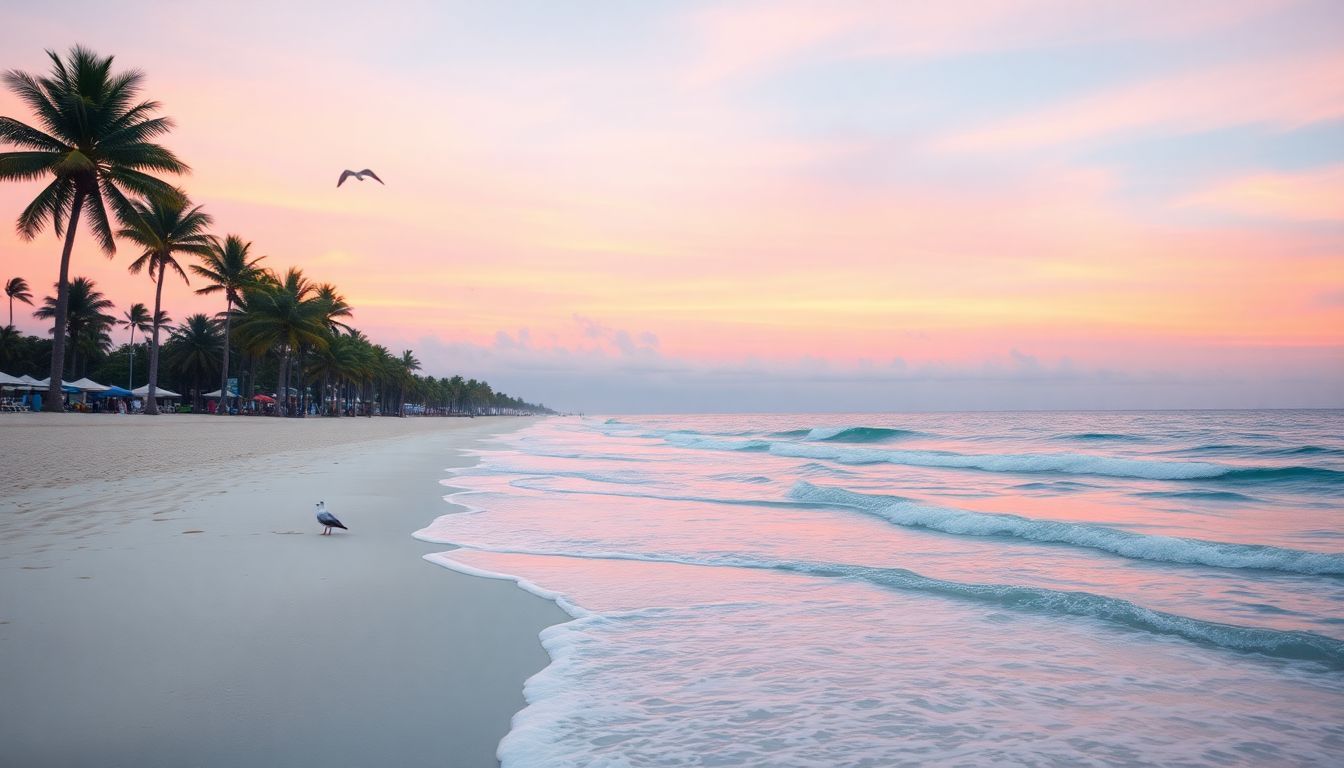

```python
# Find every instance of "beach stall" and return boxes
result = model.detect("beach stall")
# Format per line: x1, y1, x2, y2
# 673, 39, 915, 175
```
131, 384, 183, 411
5, 375, 45, 410
92, 385, 135, 413
0, 371, 31, 411
68, 377, 110, 393
34, 377, 112, 410
202, 387, 243, 414
35, 378, 86, 405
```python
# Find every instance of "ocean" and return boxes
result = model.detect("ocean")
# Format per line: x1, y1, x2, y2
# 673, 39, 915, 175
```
416, 411, 1344, 767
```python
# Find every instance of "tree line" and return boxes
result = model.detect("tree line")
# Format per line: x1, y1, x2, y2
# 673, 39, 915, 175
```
0, 47, 551, 417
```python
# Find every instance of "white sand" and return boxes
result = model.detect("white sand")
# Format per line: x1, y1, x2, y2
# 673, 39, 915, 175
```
0, 414, 568, 767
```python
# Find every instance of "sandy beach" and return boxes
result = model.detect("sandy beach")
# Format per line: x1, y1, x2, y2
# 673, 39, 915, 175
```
0, 414, 568, 768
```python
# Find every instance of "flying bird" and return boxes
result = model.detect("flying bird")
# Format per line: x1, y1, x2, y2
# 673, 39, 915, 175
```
337, 169, 384, 187
315, 501, 348, 535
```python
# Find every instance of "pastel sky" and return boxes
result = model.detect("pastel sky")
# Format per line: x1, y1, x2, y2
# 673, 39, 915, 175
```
2, 0, 1341, 412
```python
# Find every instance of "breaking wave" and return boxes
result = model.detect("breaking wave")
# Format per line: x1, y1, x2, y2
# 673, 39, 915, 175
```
789, 481, 1344, 576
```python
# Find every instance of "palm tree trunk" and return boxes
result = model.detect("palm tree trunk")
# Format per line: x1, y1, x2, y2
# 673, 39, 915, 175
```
144, 261, 167, 416
276, 349, 288, 417
297, 348, 308, 418
45, 187, 85, 412
127, 326, 135, 391
218, 296, 233, 415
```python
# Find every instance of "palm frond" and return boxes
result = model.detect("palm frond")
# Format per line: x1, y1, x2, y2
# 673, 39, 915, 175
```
0, 117, 66, 151
101, 114, 175, 148
14, 177, 71, 240
0, 150, 63, 182
82, 182, 117, 255
1, 70, 66, 139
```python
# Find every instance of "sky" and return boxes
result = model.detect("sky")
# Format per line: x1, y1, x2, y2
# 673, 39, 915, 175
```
1, 0, 1341, 413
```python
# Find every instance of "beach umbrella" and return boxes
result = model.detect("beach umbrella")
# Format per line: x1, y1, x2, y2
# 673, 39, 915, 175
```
95, 385, 134, 397
252, 394, 276, 403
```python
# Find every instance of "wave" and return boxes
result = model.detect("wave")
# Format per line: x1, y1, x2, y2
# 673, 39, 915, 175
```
768, 442, 1231, 480
709, 473, 774, 485
1162, 444, 1249, 456
759, 442, 1344, 488
1011, 480, 1098, 492
1219, 466, 1344, 485
1052, 432, 1149, 443
826, 561, 1344, 669
507, 476, 861, 511
789, 481, 1344, 576
663, 434, 773, 452
805, 426, 922, 443
1258, 446, 1344, 458
1135, 490, 1260, 502
427, 542, 1344, 669
483, 467, 651, 486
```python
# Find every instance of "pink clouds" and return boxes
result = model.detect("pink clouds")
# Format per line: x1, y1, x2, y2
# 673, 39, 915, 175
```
1, 2, 1341, 410
1180, 165, 1344, 222
682, 0, 1299, 87
934, 49, 1344, 153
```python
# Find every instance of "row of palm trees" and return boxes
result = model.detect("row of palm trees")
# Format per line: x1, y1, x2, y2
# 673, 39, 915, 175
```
4, 269, 537, 416
0, 46, 550, 416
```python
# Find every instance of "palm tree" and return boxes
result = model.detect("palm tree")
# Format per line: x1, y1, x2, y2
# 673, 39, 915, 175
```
0, 324, 20, 367
397, 349, 421, 416
5, 277, 33, 326
0, 46, 187, 411
233, 268, 328, 416
161, 313, 221, 411
33, 276, 116, 378
118, 192, 213, 414
315, 283, 354, 333
119, 302, 152, 390
191, 234, 264, 414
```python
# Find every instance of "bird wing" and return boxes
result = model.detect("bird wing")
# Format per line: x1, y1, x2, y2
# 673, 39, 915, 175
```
359, 169, 384, 185
317, 510, 342, 526
337, 170, 356, 187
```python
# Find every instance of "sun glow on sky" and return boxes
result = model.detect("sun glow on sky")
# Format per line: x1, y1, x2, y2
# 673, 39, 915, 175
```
2, 0, 1341, 411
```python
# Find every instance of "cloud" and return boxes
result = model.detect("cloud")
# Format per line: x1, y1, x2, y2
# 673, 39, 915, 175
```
681, 0, 1297, 87
410, 331, 1343, 413
933, 49, 1344, 154
1178, 165, 1344, 222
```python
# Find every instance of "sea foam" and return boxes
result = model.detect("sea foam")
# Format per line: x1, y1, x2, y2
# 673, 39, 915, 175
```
789, 481, 1344, 575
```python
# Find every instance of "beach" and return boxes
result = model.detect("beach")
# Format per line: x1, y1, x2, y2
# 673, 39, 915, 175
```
0, 414, 568, 768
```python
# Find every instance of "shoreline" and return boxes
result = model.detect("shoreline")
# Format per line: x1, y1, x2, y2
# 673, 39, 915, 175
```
0, 414, 568, 767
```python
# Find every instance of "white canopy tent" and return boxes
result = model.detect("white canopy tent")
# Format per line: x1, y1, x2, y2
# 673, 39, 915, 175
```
0, 371, 25, 387
2, 374, 43, 392
132, 384, 182, 399
67, 377, 111, 393
201, 388, 239, 398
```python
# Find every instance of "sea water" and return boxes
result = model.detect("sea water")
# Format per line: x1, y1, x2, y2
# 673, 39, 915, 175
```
416, 411, 1344, 767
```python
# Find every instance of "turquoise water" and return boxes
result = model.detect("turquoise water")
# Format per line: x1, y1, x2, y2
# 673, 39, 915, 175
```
418, 411, 1344, 766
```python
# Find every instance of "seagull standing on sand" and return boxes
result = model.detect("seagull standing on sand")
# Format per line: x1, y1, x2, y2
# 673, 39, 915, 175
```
315, 501, 348, 535
336, 169, 384, 187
